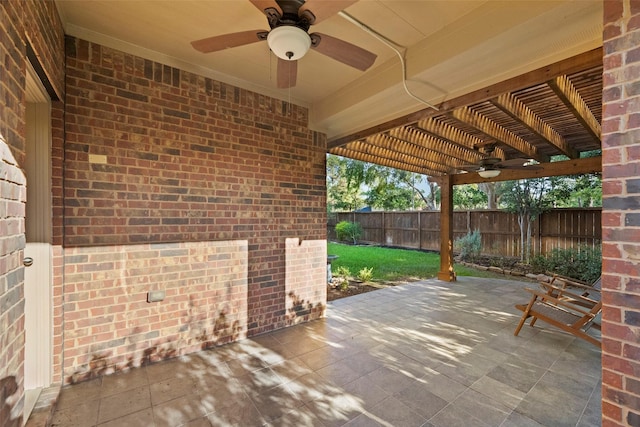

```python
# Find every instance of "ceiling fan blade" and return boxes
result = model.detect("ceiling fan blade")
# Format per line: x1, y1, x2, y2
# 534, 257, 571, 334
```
501, 163, 543, 170
498, 157, 532, 167
497, 158, 544, 169
310, 33, 376, 71
299, 0, 358, 24
191, 30, 268, 53
277, 58, 297, 89
249, 0, 281, 15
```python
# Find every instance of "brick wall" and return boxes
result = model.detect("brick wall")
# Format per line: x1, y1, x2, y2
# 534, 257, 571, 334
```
22, 0, 66, 97
601, 0, 640, 425
0, 0, 65, 424
62, 240, 248, 382
285, 238, 327, 326
62, 37, 327, 378
0, 134, 27, 427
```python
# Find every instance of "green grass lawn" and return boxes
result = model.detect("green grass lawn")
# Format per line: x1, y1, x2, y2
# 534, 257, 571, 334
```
328, 242, 509, 283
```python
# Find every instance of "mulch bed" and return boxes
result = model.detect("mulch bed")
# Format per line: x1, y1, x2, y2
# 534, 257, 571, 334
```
327, 280, 391, 301
327, 284, 379, 301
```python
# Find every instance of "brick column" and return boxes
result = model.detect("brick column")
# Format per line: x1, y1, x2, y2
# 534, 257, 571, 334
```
601, 1, 640, 425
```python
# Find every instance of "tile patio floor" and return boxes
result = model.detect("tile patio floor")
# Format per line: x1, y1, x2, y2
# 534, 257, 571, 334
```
49, 277, 601, 427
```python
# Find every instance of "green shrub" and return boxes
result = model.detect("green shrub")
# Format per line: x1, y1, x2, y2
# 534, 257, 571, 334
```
356, 267, 374, 282
530, 254, 552, 273
530, 245, 601, 283
454, 230, 482, 262
335, 221, 363, 244
334, 266, 352, 278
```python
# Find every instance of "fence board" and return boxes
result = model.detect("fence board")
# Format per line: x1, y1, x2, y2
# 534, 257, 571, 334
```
329, 208, 601, 257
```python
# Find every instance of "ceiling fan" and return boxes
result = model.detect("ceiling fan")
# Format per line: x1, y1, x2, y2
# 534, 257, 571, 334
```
191, 0, 377, 89
460, 145, 541, 178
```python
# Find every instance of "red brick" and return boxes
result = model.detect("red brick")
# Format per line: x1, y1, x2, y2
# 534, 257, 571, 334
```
603, 147, 623, 164
623, 343, 640, 361
605, 52, 624, 70
627, 144, 640, 159
630, 15, 640, 32
603, 116, 622, 133
602, 182, 623, 197
603, 305, 624, 323
603, 399, 624, 422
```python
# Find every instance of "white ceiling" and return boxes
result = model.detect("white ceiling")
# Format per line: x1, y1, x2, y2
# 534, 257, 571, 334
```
55, 0, 603, 140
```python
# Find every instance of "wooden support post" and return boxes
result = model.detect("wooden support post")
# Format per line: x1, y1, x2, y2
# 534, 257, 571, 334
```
438, 174, 457, 282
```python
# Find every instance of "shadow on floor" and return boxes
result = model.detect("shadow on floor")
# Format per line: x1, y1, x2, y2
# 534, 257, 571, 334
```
49, 277, 601, 427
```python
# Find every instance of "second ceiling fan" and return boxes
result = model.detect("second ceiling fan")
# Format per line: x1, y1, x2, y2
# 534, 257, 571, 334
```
460, 144, 542, 178
191, 0, 377, 88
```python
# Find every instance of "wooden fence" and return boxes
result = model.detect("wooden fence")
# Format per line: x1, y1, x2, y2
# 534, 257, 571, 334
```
327, 209, 601, 258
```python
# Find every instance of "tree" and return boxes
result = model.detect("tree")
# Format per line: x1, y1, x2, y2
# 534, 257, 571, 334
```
365, 168, 431, 210
365, 183, 415, 210
424, 180, 440, 210
478, 182, 499, 209
453, 184, 487, 210
326, 154, 433, 211
498, 178, 569, 262
326, 155, 366, 212
547, 173, 602, 207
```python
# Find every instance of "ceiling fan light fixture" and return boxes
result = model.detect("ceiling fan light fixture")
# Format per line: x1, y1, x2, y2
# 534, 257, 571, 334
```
478, 169, 501, 179
267, 26, 311, 61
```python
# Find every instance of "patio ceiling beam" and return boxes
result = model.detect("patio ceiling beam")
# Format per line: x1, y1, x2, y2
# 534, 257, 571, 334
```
326, 47, 602, 150
491, 93, 579, 159
444, 155, 601, 186
330, 144, 444, 176
388, 127, 482, 167
548, 75, 602, 145
450, 107, 549, 163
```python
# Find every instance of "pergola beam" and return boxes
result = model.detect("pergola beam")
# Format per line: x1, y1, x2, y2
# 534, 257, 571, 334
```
446, 155, 601, 185
451, 107, 549, 163
492, 93, 578, 159
548, 75, 602, 144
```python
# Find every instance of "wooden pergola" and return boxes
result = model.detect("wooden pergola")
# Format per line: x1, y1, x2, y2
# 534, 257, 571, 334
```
327, 48, 603, 281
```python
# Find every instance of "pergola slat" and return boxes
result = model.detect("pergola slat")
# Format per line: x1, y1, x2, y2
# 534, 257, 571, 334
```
388, 127, 481, 167
367, 134, 453, 173
330, 145, 444, 176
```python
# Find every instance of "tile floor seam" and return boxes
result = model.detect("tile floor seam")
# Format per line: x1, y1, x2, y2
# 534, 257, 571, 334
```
575, 379, 600, 426
427, 400, 491, 427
